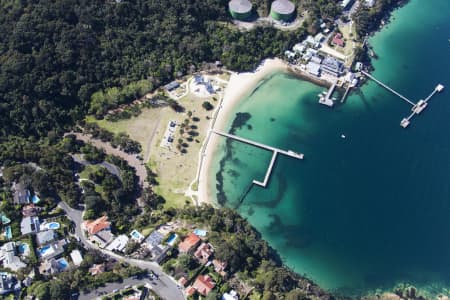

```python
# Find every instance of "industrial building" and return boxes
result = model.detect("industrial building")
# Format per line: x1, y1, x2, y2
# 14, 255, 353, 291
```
270, 0, 295, 22
228, 0, 253, 21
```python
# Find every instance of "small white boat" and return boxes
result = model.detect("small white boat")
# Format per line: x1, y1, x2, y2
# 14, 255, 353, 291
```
341, 134, 346, 139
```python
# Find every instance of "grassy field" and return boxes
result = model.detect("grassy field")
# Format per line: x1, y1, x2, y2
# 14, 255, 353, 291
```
88, 74, 229, 208
86, 107, 164, 158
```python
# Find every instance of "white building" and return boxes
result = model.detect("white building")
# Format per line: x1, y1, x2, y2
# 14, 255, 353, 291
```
105, 235, 129, 252
70, 250, 83, 266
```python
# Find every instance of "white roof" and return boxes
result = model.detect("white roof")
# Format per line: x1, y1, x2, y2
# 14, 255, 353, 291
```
70, 250, 83, 266
105, 235, 129, 252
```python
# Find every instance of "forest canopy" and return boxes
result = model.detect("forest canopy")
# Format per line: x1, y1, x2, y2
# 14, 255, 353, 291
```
0, 0, 305, 138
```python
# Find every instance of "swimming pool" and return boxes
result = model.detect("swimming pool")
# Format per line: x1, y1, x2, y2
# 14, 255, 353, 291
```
18, 243, 29, 255
38, 245, 55, 257
31, 195, 40, 204
4, 226, 12, 240
46, 222, 60, 230
130, 230, 144, 242
1, 214, 11, 225
193, 229, 207, 237
166, 233, 178, 246
56, 258, 69, 270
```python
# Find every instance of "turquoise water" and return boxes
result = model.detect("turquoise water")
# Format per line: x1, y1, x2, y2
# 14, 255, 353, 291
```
38, 245, 52, 256
31, 195, 40, 204
4, 226, 12, 240
166, 233, 178, 245
18, 243, 29, 254
193, 229, 207, 237
57, 258, 69, 270
211, 0, 450, 296
47, 222, 60, 230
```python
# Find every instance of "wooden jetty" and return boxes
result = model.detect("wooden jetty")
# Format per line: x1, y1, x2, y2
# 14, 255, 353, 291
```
212, 130, 304, 188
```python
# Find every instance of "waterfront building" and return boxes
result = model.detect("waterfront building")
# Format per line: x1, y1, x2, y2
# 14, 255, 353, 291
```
321, 57, 344, 77
307, 62, 321, 76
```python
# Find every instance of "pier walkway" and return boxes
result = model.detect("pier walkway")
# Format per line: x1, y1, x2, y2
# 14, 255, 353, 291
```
361, 71, 415, 106
361, 71, 445, 128
212, 130, 304, 188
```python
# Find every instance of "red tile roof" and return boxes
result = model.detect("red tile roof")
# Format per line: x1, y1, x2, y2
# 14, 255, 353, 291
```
192, 275, 215, 296
83, 216, 111, 235
185, 286, 196, 296
178, 276, 188, 287
178, 233, 201, 253
194, 243, 214, 264
332, 33, 345, 47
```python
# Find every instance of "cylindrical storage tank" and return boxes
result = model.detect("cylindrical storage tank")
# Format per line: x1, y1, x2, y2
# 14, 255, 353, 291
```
229, 0, 253, 21
270, 0, 295, 21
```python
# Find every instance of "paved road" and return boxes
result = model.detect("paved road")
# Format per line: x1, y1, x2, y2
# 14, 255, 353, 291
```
78, 274, 181, 300
67, 132, 148, 189
58, 202, 185, 300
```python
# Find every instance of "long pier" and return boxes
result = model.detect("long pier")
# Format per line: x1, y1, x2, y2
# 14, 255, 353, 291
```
361, 71, 445, 128
361, 71, 416, 106
212, 130, 304, 188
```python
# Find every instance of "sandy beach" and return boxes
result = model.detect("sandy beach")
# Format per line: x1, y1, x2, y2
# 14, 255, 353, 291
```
197, 58, 289, 205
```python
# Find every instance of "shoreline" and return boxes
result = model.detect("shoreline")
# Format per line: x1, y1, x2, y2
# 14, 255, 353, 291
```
197, 58, 289, 205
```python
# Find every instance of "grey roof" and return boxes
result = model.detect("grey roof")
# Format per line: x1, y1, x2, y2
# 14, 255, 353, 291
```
145, 231, 164, 247
20, 216, 39, 235
36, 230, 56, 246
229, 0, 252, 13
164, 81, 180, 91
13, 182, 30, 204
271, 0, 295, 15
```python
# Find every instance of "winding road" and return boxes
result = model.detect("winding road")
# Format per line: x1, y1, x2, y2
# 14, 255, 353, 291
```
58, 201, 185, 300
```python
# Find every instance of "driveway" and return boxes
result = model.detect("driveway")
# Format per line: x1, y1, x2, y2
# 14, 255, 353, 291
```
58, 202, 185, 300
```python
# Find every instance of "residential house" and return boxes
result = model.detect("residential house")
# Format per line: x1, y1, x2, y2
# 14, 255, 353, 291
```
185, 286, 196, 297
83, 216, 114, 248
332, 33, 345, 47
90, 231, 114, 248
83, 216, 111, 235
194, 243, 214, 265
13, 182, 30, 204
20, 216, 40, 235
150, 244, 170, 264
36, 230, 56, 246
39, 258, 66, 275
0, 272, 20, 295
213, 259, 228, 277
222, 290, 239, 300
22, 204, 41, 217
178, 276, 188, 287
89, 264, 105, 276
105, 235, 129, 252
178, 233, 201, 254
145, 230, 165, 248
0, 242, 26, 272
37, 240, 66, 260
192, 275, 215, 296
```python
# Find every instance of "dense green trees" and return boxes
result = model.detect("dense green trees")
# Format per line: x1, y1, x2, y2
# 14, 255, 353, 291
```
353, 0, 404, 38
0, 0, 305, 139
